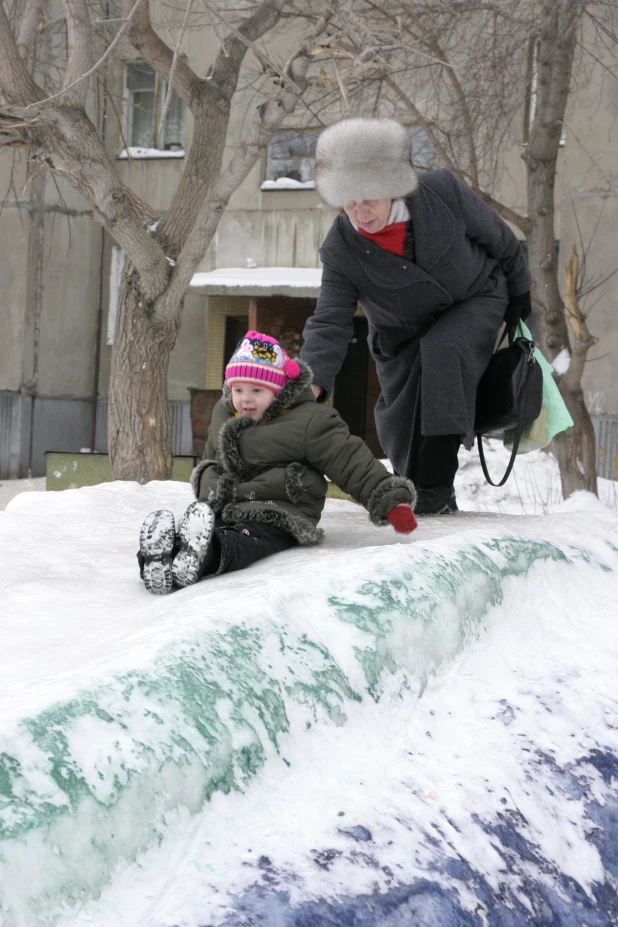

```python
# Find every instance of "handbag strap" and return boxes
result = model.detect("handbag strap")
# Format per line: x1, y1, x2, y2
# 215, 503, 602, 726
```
477, 425, 523, 487
476, 321, 524, 487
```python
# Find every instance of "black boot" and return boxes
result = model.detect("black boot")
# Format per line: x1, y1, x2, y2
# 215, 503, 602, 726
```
414, 484, 458, 516
138, 510, 177, 594
172, 501, 217, 588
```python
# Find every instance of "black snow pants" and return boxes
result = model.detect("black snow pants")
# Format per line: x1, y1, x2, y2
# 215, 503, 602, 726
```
206, 519, 297, 578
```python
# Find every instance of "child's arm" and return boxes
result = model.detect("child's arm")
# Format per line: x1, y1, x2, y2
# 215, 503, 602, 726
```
304, 405, 416, 526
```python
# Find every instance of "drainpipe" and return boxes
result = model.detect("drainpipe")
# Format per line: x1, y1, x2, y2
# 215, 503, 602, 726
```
90, 226, 106, 452
90, 1, 109, 452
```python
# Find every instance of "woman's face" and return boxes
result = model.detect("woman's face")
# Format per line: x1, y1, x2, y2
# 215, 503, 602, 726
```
343, 199, 392, 233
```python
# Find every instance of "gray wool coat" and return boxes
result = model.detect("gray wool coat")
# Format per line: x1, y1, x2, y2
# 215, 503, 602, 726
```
300, 169, 532, 477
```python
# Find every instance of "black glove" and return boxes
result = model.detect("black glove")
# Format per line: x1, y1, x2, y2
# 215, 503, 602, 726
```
504, 291, 532, 327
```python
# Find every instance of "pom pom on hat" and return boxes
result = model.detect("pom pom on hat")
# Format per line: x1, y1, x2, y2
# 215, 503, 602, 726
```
225, 331, 300, 394
284, 358, 300, 379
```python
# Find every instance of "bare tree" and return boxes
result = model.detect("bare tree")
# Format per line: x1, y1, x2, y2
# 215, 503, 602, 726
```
0, 0, 342, 481
326, 0, 616, 497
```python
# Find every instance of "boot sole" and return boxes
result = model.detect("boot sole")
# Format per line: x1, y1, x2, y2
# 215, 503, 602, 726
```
172, 502, 215, 588
139, 510, 176, 595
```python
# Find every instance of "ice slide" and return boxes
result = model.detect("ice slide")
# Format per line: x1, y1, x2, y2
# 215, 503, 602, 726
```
1, 479, 617, 926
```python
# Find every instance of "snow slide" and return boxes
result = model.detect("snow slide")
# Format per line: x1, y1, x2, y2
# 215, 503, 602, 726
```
1, 478, 617, 926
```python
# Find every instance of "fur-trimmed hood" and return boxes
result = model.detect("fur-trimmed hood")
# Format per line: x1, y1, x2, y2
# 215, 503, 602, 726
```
315, 118, 418, 209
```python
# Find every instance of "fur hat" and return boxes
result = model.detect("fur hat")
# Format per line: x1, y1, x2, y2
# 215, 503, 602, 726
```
315, 118, 418, 208
225, 331, 300, 394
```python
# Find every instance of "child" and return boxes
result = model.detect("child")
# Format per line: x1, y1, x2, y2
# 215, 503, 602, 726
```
138, 331, 417, 594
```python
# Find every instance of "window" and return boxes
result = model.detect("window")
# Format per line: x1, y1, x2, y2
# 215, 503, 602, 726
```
407, 125, 434, 170
261, 124, 433, 190
127, 64, 185, 151
262, 129, 321, 189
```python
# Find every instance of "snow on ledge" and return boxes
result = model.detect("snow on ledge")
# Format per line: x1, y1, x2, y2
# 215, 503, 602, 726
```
260, 178, 316, 191
117, 147, 185, 159
190, 265, 322, 295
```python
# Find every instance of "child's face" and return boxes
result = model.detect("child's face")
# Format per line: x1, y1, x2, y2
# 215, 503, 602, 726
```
231, 382, 276, 421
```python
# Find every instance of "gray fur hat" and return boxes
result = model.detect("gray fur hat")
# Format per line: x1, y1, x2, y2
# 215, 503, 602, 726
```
315, 118, 418, 208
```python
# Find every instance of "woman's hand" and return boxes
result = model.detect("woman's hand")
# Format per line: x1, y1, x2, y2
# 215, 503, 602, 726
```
311, 384, 323, 399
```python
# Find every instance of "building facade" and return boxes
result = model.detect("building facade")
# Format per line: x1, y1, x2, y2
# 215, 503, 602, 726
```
1, 18, 616, 480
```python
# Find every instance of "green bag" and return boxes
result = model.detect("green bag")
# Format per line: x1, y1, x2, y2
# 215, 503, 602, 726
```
504, 321, 574, 454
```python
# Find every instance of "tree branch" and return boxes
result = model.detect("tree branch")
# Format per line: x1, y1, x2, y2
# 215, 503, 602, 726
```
359, 0, 480, 183
123, 0, 200, 105
203, 0, 300, 96
156, 6, 337, 321
24, 0, 146, 109
381, 74, 529, 232
0, 1, 44, 104
62, 0, 94, 106
382, 75, 459, 170
5, 102, 169, 299
158, 0, 194, 136
562, 243, 598, 391
159, 0, 290, 253
16, 0, 44, 62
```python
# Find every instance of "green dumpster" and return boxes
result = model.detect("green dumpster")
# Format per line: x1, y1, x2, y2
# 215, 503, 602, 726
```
45, 453, 198, 491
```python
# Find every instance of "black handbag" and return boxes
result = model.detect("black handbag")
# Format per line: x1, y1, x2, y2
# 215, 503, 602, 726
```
474, 326, 543, 486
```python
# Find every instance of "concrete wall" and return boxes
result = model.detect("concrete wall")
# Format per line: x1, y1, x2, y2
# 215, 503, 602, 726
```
557, 37, 618, 416
0, 155, 30, 394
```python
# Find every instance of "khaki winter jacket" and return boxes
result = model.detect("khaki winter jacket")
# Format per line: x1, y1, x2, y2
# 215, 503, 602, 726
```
190, 361, 415, 544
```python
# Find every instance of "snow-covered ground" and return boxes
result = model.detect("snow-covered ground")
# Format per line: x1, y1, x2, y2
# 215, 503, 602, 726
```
1, 444, 617, 926
0, 477, 45, 512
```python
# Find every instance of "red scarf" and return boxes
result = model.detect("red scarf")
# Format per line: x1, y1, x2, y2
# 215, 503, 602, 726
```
358, 220, 407, 256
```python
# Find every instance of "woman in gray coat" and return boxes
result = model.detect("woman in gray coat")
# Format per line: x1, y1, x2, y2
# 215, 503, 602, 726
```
300, 118, 532, 514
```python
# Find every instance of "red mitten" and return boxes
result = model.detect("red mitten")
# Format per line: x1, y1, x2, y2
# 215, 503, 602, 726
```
386, 502, 418, 534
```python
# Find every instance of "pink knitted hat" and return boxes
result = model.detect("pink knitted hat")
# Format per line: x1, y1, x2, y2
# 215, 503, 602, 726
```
225, 331, 301, 394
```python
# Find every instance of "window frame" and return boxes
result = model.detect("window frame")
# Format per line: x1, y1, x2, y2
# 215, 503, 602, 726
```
125, 63, 186, 154
261, 127, 321, 190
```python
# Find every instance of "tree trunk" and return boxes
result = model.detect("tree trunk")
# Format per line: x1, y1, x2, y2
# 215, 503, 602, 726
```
551, 245, 598, 496
525, 0, 598, 499
552, 395, 598, 497
108, 265, 180, 482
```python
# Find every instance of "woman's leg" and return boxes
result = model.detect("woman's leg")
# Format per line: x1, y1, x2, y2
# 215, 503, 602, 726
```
405, 379, 460, 514
413, 433, 461, 488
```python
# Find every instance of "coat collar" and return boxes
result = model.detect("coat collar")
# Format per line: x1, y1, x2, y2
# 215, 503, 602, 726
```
407, 176, 454, 270
322, 173, 454, 286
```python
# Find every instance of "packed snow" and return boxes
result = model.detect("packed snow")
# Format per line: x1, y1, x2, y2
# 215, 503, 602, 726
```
117, 148, 185, 159
190, 266, 322, 291
0, 476, 45, 511
260, 178, 317, 190
1, 443, 617, 926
